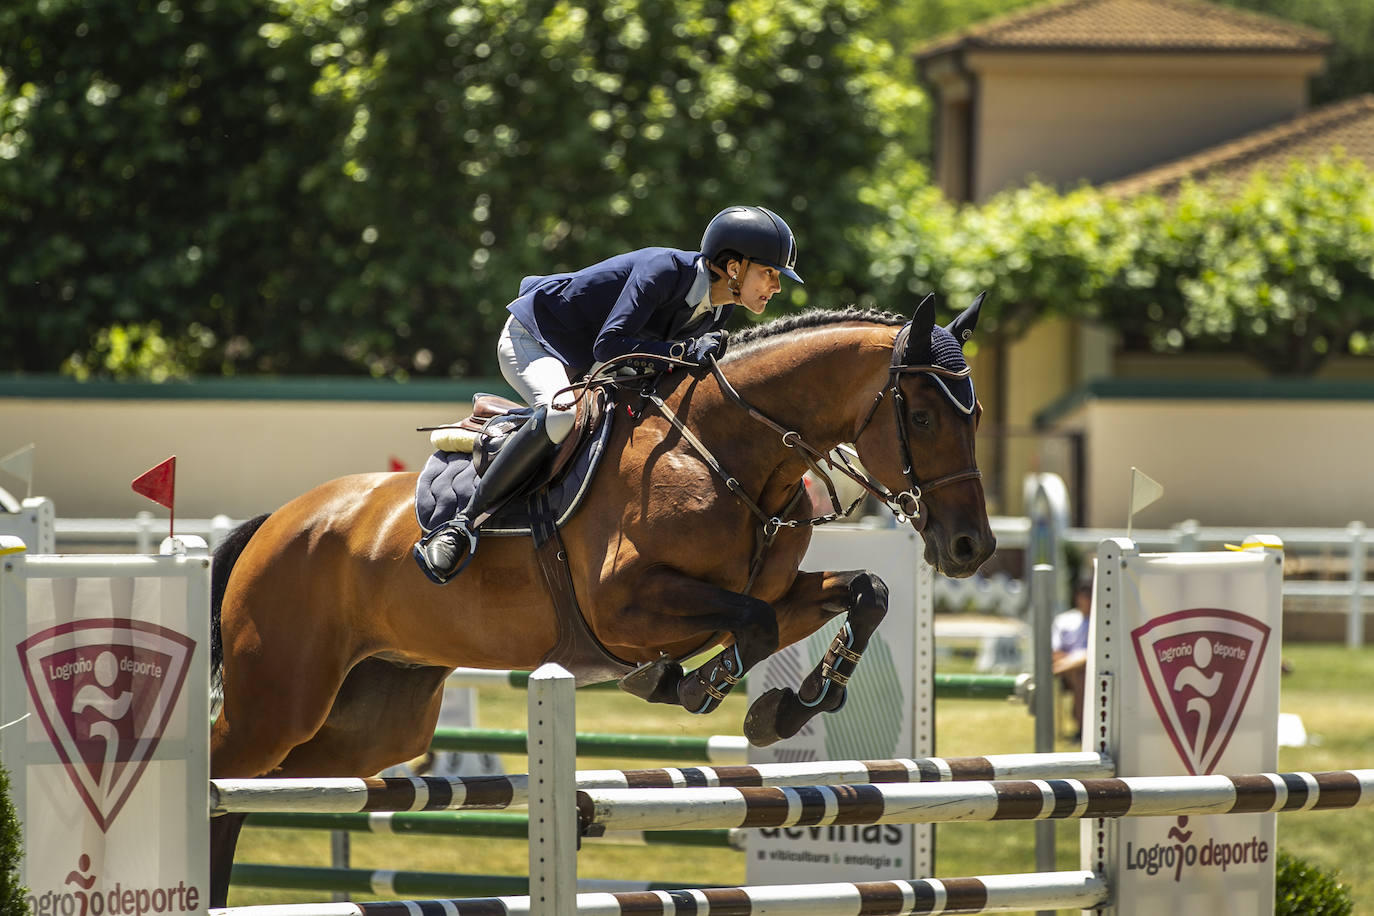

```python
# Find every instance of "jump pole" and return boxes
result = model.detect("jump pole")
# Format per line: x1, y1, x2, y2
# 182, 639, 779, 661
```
445, 668, 1027, 702
574, 769, 1374, 831
209, 870, 1110, 915
209, 752, 1112, 814
429, 727, 749, 764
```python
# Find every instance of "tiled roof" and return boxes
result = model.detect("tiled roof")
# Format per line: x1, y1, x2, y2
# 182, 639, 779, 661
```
1102, 94, 1374, 197
916, 0, 1331, 58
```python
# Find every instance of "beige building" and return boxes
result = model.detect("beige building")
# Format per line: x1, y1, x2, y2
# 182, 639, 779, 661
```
917, 0, 1331, 203
915, 0, 1374, 526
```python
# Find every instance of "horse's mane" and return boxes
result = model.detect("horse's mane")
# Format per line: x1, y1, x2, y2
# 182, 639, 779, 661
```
724, 306, 906, 361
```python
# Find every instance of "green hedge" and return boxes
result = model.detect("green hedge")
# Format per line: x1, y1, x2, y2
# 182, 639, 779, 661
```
860, 154, 1374, 375
0, 760, 26, 915
1276, 850, 1354, 915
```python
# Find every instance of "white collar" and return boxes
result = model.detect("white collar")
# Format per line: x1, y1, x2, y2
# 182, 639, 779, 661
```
688, 257, 719, 321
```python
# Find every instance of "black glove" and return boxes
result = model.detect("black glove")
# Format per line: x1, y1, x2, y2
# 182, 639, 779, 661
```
686, 330, 728, 363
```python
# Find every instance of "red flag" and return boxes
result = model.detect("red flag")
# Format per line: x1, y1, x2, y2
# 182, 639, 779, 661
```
132, 456, 177, 510
388, 456, 407, 472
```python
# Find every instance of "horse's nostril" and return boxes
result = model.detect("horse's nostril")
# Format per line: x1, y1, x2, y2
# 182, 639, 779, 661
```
950, 533, 995, 570
952, 534, 976, 562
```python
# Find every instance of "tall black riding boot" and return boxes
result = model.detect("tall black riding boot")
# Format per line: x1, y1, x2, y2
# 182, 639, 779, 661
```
414, 405, 561, 584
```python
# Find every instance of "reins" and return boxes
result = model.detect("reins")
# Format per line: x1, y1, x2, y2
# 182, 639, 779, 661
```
553, 326, 982, 591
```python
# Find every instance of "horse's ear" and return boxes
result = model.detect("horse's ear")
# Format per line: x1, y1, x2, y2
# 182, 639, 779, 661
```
946, 291, 986, 346
903, 293, 937, 365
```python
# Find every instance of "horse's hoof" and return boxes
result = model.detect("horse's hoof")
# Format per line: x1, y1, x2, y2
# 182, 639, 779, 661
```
743, 687, 799, 747
619, 656, 683, 704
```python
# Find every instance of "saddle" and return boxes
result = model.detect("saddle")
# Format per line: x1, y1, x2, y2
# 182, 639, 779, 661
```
415, 390, 610, 536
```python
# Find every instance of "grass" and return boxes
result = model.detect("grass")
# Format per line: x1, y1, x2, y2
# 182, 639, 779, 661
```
226, 643, 1374, 914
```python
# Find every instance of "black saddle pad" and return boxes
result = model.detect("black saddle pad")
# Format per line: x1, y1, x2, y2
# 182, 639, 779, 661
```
414, 410, 615, 536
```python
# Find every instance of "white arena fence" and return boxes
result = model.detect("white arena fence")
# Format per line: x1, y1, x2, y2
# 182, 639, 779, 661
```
43, 507, 1373, 642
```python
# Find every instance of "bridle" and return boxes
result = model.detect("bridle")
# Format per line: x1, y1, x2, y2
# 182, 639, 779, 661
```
579, 320, 981, 529
561, 322, 982, 591
847, 321, 983, 528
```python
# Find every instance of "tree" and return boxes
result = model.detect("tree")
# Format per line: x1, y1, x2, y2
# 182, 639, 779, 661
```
0, 0, 347, 375
0, 0, 912, 378
248, 0, 912, 376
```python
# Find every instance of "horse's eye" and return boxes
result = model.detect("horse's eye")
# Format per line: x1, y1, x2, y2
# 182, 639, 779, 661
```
910, 410, 932, 430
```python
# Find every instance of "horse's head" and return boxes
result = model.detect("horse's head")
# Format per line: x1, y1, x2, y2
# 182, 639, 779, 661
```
853, 293, 996, 577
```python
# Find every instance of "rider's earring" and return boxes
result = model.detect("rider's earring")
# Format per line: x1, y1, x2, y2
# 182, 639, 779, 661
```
728, 271, 741, 296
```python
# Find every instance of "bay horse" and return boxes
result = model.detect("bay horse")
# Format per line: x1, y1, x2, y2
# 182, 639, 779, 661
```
207, 295, 996, 903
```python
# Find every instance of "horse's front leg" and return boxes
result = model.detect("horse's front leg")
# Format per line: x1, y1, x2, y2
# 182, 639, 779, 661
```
615, 569, 779, 716
743, 569, 889, 747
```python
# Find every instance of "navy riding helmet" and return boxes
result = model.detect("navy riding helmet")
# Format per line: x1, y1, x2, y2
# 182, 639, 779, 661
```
701, 206, 803, 284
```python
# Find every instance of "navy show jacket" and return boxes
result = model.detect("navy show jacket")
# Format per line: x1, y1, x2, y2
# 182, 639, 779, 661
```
506, 247, 734, 374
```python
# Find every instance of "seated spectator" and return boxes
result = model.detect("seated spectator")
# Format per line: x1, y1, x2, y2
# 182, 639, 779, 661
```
1051, 576, 1092, 740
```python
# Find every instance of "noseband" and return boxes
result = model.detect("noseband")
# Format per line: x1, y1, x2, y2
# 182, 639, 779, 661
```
847, 322, 983, 528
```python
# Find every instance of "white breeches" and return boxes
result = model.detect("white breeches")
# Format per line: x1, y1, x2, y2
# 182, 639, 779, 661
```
496, 316, 577, 444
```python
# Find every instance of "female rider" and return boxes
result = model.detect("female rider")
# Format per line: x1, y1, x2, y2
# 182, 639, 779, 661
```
414, 204, 803, 584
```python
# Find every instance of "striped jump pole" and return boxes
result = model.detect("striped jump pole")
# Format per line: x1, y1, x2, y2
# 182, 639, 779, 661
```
579, 751, 1112, 788
209, 869, 1109, 916
211, 753, 1112, 814
576, 770, 1374, 834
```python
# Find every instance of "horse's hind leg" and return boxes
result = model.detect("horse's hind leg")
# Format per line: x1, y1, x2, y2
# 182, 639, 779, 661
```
743, 570, 889, 746
209, 813, 246, 908
208, 660, 448, 906
272, 659, 452, 777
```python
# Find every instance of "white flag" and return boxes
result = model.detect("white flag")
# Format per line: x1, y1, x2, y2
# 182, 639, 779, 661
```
1128, 466, 1164, 535
0, 443, 34, 497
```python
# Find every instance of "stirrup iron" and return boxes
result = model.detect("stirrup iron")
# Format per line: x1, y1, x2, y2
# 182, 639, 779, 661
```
413, 522, 478, 585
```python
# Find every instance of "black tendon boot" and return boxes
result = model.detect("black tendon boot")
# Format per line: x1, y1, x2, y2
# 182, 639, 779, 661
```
413, 405, 561, 584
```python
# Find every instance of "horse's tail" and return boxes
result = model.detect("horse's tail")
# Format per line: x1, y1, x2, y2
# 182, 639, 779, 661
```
210, 513, 272, 720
